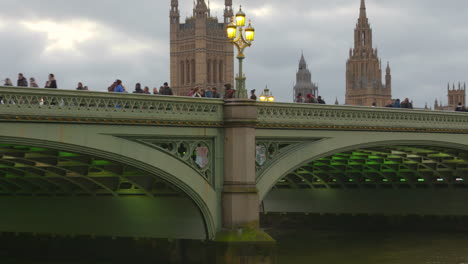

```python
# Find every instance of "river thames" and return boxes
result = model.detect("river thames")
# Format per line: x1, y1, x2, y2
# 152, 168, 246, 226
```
2, 217, 468, 264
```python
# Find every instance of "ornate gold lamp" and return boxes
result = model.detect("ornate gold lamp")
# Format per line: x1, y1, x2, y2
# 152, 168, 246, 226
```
226, 6, 255, 99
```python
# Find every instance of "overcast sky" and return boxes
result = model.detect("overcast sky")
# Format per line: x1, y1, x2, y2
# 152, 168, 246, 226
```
0, 0, 467, 107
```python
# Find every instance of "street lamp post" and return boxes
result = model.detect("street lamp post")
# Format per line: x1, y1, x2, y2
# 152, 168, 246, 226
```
226, 6, 255, 99
259, 86, 275, 102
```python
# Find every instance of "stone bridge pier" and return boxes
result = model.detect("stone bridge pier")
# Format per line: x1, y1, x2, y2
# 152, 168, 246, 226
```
215, 99, 276, 264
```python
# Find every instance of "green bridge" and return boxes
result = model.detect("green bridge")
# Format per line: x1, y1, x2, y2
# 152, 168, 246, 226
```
1, 86, 468, 242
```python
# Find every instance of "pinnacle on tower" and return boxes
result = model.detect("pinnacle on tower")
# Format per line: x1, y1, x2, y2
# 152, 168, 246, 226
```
299, 52, 307, 70
194, 0, 208, 17
360, 0, 367, 18
170, 0, 180, 24
224, 0, 233, 23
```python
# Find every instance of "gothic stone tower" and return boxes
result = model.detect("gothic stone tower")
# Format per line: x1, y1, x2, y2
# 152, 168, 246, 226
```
293, 53, 319, 100
448, 82, 466, 107
346, 0, 392, 107
170, 0, 234, 96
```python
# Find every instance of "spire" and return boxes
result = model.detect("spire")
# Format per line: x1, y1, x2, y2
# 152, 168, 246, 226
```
386, 61, 390, 74
335, 97, 339, 105
360, 0, 367, 19
299, 52, 307, 70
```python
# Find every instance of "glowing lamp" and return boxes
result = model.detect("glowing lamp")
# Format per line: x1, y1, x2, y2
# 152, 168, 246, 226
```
236, 6, 246, 27
245, 22, 255, 42
226, 22, 237, 40
260, 94, 267, 102
268, 95, 275, 102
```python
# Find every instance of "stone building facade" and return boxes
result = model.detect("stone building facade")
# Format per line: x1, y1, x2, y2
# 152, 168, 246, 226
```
293, 53, 319, 100
345, 0, 392, 107
435, 83, 466, 111
170, 0, 234, 96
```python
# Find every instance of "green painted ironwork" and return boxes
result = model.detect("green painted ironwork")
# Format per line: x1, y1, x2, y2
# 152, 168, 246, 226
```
116, 136, 216, 185
274, 146, 468, 190
0, 144, 181, 196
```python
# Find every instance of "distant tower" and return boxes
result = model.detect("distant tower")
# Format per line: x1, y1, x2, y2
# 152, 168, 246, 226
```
169, 0, 234, 96
345, 0, 392, 107
448, 82, 466, 107
293, 53, 319, 100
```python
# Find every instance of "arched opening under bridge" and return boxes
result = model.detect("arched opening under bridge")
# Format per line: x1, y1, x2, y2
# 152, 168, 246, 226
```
0, 143, 208, 239
262, 145, 468, 216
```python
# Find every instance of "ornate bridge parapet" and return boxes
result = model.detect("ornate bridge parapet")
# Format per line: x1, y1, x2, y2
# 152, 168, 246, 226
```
2, 86, 468, 133
0, 87, 224, 127
257, 102, 468, 133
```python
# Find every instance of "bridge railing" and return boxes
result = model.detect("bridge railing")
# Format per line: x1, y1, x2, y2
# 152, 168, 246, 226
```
3, 87, 468, 132
257, 102, 468, 132
0, 86, 224, 125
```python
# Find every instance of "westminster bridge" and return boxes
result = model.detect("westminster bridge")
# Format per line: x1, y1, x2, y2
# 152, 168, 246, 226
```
1, 86, 468, 245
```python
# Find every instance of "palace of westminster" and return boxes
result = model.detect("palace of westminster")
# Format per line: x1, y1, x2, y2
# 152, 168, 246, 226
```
169, 0, 464, 109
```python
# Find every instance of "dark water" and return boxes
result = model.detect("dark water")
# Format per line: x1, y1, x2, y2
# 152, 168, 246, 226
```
273, 229, 468, 264
2, 219, 468, 264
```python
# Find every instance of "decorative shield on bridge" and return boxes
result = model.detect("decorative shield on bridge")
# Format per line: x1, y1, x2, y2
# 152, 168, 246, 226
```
256, 145, 267, 166
195, 145, 209, 169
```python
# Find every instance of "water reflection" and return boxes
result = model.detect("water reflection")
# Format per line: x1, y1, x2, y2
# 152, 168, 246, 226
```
1, 224, 468, 263
273, 229, 468, 264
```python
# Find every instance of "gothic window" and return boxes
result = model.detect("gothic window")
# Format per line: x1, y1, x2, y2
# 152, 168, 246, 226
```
213, 60, 217, 83
181, 61, 185, 85
361, 31, 366, 46
207, 60, 211, 83
186, 60, 190, 83
191, 59, 196, 83
219, 60, 223, 83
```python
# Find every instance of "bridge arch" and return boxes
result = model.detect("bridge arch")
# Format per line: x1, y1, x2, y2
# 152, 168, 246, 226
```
257, 133, 468, 201
0, 134, 218, 240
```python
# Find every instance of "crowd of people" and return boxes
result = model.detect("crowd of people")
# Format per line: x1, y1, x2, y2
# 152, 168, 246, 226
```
295, 93, 326, 104
2, 73, 245, 100
0, 74, 429, 110
3, 73, 57, 89
382, 98, 414, 109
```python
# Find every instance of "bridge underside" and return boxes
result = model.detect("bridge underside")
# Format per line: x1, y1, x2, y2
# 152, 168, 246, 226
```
263, 145, 468, 216
0, 144, 206, 239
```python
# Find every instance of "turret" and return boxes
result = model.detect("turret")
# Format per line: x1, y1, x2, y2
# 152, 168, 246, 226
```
385, 61, 391, 90
170, 0, 180, 25
194, 0, 208, 18
224, 0, 233, 24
